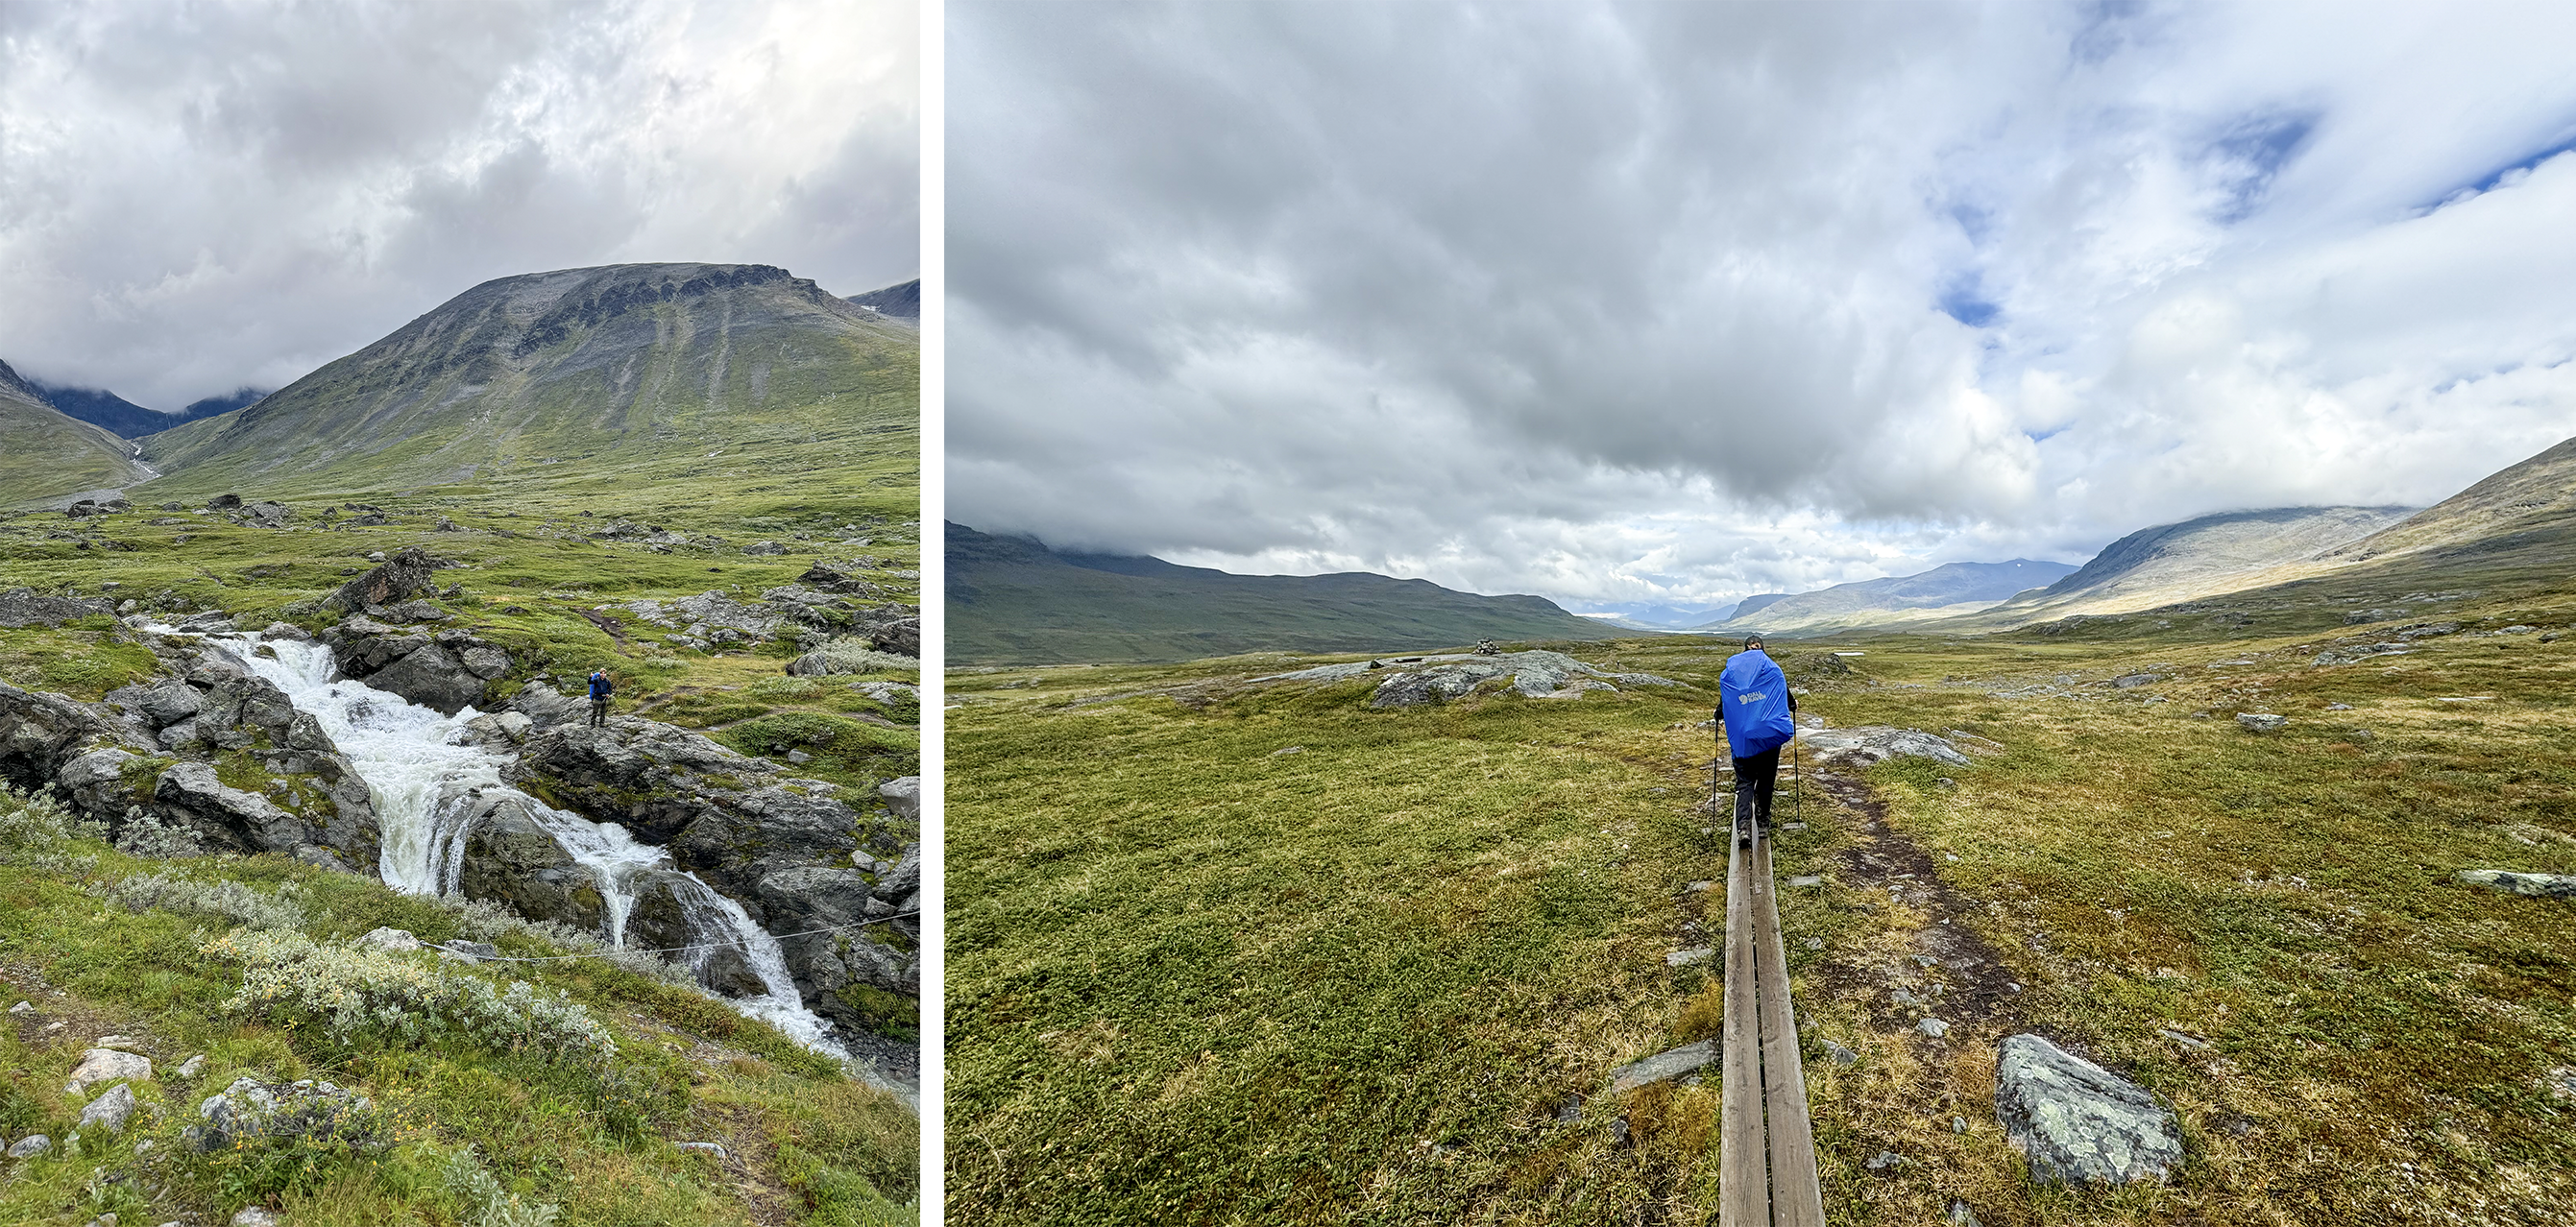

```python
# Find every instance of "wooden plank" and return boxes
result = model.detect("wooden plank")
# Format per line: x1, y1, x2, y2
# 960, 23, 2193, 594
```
1716, 824, 1768, 1227
1752, 835, 1827, 1227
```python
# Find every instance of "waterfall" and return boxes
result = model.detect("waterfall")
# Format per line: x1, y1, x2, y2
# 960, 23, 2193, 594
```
191, 629, 860, 1068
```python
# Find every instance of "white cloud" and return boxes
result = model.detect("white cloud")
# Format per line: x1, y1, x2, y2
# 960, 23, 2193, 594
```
949, 0, 2576, 607
0, 0, 916, 410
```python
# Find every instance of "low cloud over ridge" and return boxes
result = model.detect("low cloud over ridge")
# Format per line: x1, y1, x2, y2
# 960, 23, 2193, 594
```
0, 0, 916, 411
948, 0, 2576, 611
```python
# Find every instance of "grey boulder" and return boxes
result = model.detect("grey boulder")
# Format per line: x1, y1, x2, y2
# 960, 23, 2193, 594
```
64, 1048, 153, 1095
1994, 1034, 2182, 1186
2457, 870, 2576, 901
1607, 1040, 1717, 1094
76, 1083, 138, 1134
1800, 726, 1973, 768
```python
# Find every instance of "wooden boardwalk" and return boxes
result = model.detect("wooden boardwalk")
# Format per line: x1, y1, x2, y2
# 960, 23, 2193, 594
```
1716, 803, 1827, 1227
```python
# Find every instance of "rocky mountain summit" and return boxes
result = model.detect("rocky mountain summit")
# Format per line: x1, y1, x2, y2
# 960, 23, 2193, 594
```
134, 261, 916, 496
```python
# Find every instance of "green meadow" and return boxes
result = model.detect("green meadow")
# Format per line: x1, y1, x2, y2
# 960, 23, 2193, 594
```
946, 587, 2576, 1224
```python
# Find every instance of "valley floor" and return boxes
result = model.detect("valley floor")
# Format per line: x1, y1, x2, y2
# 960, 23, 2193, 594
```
945, 596, 2576, 1225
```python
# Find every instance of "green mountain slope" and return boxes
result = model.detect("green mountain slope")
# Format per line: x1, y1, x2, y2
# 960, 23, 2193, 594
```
1961, 505, 2416, 629
2318, 435, 2576, 565
134, 263, 915, 500
949, 523, 1623, 664
0, 358, 153, 508
1993, 437, 2576, 642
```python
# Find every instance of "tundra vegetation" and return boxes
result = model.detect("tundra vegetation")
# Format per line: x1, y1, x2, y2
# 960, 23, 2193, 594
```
0, 433, 920, 1223
946, 580, 2575, 1224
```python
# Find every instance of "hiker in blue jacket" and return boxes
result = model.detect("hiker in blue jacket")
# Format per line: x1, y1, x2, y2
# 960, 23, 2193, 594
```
587, 669, 613, 729
1716, 634, 1798, 848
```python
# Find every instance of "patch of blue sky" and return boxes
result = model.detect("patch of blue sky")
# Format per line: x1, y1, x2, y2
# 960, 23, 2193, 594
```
2418, 126, 2576, 211
2068, 0, 2151, 65
2203, 108, 2319, 224
2025, 426, 2069, 445
1947, 200, 1996, 247
1937, 271, 2000, 328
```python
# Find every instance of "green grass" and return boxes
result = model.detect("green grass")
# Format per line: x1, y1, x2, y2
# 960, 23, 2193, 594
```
0, 477, 920, 793
0, 789, 916, 1225
947, 600, 2576, 1223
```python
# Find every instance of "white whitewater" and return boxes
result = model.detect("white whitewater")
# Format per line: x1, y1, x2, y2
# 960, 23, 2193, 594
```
190, 630, 864, 1072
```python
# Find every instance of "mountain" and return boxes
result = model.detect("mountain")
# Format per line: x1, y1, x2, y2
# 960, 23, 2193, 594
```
0, 358, 154, 508
949, 523, 1626, 664
134, 263, 916, 498
846, 279, 920, 320
1702, 560, 2078, 635
2316, 436, 2576, 565
1731, 593, 1790, 620
1989, 437, 2576, 639
1968, 506, 2416, 627
25, 379, 262, 438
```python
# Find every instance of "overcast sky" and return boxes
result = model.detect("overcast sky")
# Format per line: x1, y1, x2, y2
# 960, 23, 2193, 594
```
0, 0, 915, 412
948, 0, 2576, 614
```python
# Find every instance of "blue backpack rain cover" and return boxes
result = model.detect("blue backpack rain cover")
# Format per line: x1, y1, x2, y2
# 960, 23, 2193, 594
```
1717, 649, 1795, 758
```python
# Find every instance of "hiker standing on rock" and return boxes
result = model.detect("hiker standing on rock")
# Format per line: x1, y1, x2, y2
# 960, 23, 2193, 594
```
1717, 634, 1798, 849
587, 669, 613, 728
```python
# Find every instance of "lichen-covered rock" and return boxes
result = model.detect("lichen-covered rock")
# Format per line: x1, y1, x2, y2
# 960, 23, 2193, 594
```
506, 720, 860, 894
0, 587, 115, 629
1993, 1034, 2182, 1186
878, 776, 920, 825
76, 1083, 137, 1134
1800, 726, 1974, 768
326, 546, 442, 613
620, 870, 767, 997
504, 682, 590, 729
1608, 1040, 1717, 1093
359, 644, 485, 715
454, 792, 609, 937
2457, 869, 2576, 901
1260, 650, 1676, 709
186, 1076, 377, 1154
63, 1048, 153, 1095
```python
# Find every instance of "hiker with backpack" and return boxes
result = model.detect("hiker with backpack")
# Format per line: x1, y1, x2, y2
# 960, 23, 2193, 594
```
1716, 634, 1798, 849
587, 668, 613, 728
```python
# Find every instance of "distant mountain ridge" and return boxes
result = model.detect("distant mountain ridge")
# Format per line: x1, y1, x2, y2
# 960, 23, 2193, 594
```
949, 523, 1624, 664
135, 262, 915, 496
25, 379, 264, 438
1963, 505, 2417, 628
0, 358, 154, 507
846, 279, 920, 320
1705, 559, 2078, 635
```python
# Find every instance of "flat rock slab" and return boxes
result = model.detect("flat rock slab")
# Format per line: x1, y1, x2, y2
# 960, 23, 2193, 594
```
64, 1048, 153, 1095
1801, 726, 1971, 768
1608, 1040, 1718, 1094
1994, 1034, 2182, 1186
2458, 870, 2576, 901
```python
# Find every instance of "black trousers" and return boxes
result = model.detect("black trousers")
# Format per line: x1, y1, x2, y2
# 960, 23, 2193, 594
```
1733, 746, 1782, 830
588, 698, 609, 728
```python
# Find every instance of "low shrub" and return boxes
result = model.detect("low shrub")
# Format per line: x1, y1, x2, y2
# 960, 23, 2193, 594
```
109, 869, 307, 930
112, 806, 207, 858
787, 638, 914, 677
204, 929, 618, 1068
444, 1144, 565, 1227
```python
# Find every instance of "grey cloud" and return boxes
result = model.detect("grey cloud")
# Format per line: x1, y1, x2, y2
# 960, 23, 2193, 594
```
0, 0, 915, 411
950, 0, 2576, 607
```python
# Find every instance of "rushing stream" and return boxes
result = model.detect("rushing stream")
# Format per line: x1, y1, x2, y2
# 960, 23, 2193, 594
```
192, 630, 865, 1071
